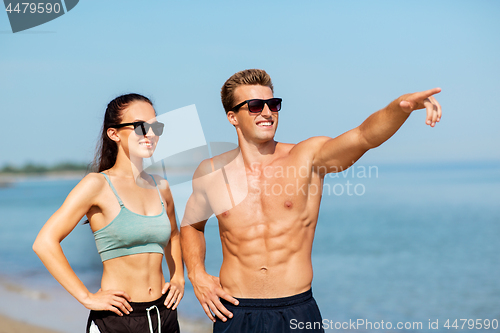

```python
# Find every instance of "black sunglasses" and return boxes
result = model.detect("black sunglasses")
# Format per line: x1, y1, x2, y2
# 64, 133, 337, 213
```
231, 98, 282, 114
110, 121, 164, 136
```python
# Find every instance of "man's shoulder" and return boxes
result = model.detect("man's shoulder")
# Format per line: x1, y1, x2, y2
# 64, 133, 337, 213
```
288, 136, 331, 155
193, 147, 240, 178
193, 158, 213, 180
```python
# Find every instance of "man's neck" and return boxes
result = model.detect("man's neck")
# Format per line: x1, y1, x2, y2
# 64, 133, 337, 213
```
238, 136, 278, 168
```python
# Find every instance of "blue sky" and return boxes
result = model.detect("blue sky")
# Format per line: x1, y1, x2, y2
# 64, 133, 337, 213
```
1, 0, 499, 167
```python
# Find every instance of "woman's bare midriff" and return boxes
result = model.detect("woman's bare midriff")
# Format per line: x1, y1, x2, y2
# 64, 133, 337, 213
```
101, 252, 165, 302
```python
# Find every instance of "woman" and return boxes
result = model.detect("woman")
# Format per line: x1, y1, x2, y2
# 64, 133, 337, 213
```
33, 93, 184, 333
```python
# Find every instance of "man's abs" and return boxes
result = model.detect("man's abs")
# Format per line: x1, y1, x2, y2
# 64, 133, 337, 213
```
217, 215, 316, 298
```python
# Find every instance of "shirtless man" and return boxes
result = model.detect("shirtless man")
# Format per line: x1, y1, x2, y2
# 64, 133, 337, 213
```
180, 69, 442, 332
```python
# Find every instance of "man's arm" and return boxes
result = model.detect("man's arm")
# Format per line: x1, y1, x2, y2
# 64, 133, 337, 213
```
180, 161, 239, 323
311, 88, 442, 174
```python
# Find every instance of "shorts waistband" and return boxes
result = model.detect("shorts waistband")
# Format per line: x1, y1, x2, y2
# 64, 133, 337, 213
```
221, 289, 313, 309
126, 293, 168, 316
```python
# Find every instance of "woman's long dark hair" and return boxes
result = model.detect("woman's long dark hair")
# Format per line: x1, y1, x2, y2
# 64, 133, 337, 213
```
92, 93, 153, 172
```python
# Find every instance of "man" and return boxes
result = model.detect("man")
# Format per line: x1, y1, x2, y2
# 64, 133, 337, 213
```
180, 69, 441, 332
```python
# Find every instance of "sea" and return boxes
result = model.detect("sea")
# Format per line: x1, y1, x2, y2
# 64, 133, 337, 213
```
0, 161, 499, 332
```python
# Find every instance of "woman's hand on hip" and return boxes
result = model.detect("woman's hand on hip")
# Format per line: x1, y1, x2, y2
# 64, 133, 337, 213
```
82, 289, 133, 316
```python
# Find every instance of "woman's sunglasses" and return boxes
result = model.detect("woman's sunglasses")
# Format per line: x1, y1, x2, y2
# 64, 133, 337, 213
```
231, 98, 282, 114
110, 121, 164, 136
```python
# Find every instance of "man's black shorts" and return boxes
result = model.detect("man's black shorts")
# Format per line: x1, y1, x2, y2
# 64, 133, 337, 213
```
86, 293, 179, 333
214, 289, 324, 333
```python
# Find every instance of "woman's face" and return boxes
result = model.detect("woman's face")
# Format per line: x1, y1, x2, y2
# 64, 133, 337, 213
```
115, 101, 160, 159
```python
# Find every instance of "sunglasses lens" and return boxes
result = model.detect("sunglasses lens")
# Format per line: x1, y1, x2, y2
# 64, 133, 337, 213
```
248, 100, 265, 113
152, 122, 164, 136
133, 122, 147, 135
268, 99, 281, 112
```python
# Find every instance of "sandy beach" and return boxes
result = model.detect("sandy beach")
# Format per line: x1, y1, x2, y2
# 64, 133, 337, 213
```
0, 314, 62, 333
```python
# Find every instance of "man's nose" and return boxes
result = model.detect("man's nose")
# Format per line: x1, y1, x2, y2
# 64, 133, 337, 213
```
261, 103, 272, 117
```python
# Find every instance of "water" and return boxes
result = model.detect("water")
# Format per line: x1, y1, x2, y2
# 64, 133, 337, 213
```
0, 162, 499, 332
312, 163, 500, 331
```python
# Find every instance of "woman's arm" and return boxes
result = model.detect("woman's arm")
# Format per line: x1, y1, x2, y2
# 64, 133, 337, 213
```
159, 179, 185, 310
32, 173, 133, 316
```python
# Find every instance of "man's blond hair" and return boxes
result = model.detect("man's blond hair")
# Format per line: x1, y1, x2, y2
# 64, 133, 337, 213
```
221, 69, 274, 113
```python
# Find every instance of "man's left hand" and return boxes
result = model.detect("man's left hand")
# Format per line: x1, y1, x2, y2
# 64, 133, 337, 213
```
399, 87, 442, 127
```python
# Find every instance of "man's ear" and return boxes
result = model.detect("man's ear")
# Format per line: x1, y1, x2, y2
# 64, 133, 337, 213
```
227, 111, 239, 127
107, 128, 120, 142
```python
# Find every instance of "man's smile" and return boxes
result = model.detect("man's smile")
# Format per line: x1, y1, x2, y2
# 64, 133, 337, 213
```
256, 120, 274, 127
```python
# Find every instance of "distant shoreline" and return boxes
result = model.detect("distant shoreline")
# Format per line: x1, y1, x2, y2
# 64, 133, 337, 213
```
0, 168, 194, 186
0, 171, 87, 184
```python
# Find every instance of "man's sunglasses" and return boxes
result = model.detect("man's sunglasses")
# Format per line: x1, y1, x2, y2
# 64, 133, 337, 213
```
231, 98, 282, 114
110, 121, 164, 136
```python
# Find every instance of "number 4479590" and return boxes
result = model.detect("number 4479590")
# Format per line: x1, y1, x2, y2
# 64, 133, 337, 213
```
5, 3, 61, 14
444, 319, 498, 330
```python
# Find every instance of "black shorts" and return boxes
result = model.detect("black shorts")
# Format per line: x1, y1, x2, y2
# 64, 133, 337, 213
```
214, 289, 324, 333
86, 293, 179, 333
